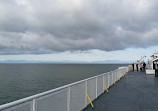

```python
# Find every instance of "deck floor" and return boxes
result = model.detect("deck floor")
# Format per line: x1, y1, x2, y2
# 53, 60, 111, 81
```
83, 71, 158, 111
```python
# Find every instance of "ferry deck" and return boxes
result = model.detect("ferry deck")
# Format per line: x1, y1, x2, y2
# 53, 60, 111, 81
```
83, 71, 158, 111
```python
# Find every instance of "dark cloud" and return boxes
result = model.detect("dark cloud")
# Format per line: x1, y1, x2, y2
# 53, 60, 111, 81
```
0, 0, 158, 54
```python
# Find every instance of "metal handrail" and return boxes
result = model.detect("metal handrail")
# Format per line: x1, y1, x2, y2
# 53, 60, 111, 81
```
0, 67, 128, 110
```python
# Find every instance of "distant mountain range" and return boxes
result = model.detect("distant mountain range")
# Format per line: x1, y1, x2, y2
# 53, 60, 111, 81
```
0, 60, 132, 64
0, 60, 37, 63
93, 60, 132, 64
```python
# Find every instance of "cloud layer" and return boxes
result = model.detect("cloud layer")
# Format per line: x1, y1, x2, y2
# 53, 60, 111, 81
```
0, 0, 158, 54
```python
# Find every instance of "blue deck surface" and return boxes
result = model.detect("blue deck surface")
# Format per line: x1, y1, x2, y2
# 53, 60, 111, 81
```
83, 71, 158, 111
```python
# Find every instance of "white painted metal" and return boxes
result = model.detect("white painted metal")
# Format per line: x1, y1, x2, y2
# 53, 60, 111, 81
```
69, 81, 86, 111
67, 87, 70, 111
103, 74, 105, 92
85, 80, 87, 106
107, 73, 109, 88
96, 77, 97, 99
146, 69, 155, 74
97, 75, 103, 97
32, 99, 36, 111
0, 67, 129, 111
87, 78, 96, 104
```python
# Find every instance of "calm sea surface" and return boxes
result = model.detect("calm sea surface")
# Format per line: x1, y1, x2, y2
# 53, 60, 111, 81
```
0, 64, 128, 105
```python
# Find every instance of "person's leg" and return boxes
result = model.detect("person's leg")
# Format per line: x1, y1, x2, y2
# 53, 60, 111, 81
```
155, 70, 158, 77
137, 68, 138, 71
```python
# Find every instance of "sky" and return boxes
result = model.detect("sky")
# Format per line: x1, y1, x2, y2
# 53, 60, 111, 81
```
0, 0, 158, 63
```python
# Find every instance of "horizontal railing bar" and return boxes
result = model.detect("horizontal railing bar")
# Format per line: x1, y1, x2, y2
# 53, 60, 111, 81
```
0, 67, 128, 110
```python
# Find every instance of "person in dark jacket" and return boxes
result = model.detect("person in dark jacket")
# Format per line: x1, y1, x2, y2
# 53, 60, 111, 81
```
136, 64, 139, 72
155, 63, 158, 77
132, 63, 134, 71
143, 62, 146, 71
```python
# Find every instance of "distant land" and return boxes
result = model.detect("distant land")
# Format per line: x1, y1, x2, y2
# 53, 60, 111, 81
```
0, 60, 132, 64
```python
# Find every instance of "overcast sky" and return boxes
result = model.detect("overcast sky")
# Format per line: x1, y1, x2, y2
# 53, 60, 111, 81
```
0, 0, 158, 62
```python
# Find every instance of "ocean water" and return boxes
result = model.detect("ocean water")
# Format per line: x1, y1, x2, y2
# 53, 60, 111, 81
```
0, 64, 128, 105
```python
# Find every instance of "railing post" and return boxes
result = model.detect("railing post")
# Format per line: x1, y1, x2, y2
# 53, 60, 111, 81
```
108, 73, 110, 88
103, 74, 105, 92
116, 71, 117, 81
107, 73, 109, 88
96, 77, 97, 98
117, 71, 118, 80
114, 71, 116, 82
33, 99, 36, 111
115, 71, 117, 82
120, 70, 121, 79
122, 70, 123, 77
112, 73, 113, 85
67, 87, 70, 111
85, 80, 87, 107
117, 71, 119, 81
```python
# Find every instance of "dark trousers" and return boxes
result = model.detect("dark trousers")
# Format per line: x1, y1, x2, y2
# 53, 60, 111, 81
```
143, 67, 146, 71
155, 70, 158, 77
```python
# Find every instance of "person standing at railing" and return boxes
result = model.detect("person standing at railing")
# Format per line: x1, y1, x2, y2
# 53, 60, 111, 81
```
136, 63, 139, 72
143, 62, 146, 71
140, 63, 143, 71
155, 62, 158, 77
132, 63, 134, 71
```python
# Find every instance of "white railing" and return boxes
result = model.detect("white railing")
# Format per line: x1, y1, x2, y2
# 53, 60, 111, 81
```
0, 66, 129, 111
